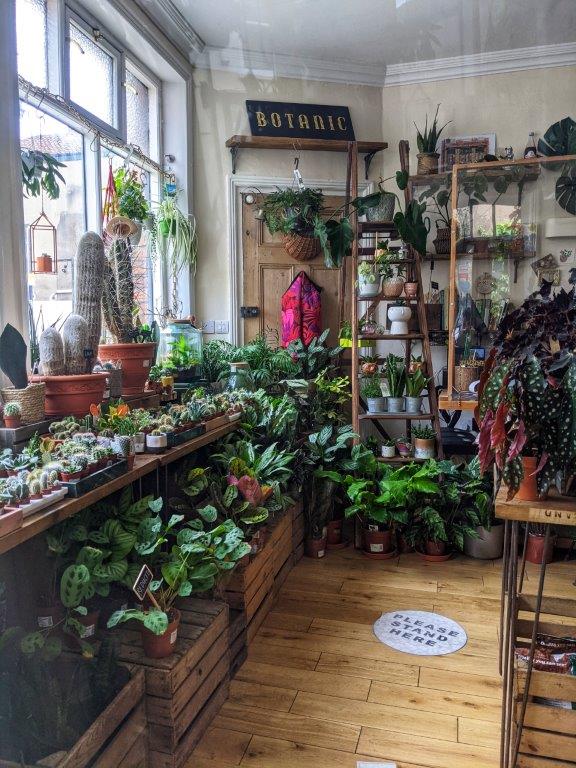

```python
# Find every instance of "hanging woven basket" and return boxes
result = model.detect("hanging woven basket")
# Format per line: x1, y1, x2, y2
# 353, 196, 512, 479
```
1, 383, 45, 424
283, 232, 321, 262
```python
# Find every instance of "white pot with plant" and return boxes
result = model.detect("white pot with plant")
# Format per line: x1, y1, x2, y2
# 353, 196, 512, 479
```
388, 302, 412, 335
361, 377, 386, 413
405, 368, 428, 413
381, 440, 396, 458
413, 425, 437, 459
378, 244, 405, 298
385, 354, 406, 413
146, 430, 168, 454
357, 261, 380, 298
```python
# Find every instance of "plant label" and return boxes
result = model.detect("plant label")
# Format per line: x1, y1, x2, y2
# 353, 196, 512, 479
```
132, 564, 154, 602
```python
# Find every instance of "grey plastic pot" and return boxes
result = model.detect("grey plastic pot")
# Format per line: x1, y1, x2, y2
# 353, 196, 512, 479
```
405, 396, 423, 414
464, 523, 504, 560
367, 397, 386, 413
387, 396, 405, 413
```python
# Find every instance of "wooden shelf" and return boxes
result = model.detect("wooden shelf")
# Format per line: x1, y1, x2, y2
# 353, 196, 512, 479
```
359, 412, 435, 421
495, 487, 576, 527
358, 221, 397, 234
225, 135, 388, 178
438, 390, 478, 411
359, 333, 424, 341
0, 424, 239, 555
409, 172, 450, 186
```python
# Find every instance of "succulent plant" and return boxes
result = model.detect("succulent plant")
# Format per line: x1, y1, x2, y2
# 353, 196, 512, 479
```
3, 402, 22, 418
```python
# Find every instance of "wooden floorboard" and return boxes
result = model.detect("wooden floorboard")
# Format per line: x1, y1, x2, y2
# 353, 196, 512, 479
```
187, 547, 575, 768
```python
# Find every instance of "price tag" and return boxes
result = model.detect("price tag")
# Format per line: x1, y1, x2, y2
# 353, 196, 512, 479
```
83, 348, 94, 359
550, 338, 560, 354
132, 565, 154, 602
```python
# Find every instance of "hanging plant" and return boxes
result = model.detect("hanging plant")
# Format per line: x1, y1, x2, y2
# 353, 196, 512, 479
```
21, 149, 66, 200
537, 117, 576, 157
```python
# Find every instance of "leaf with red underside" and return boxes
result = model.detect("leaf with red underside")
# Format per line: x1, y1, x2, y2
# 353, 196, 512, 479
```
508, 419, 527, 461
237, 475, 263, 506
478, 409, 495, 474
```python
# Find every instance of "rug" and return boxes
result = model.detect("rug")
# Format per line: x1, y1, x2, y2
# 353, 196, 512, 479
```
373, 610, 468, 656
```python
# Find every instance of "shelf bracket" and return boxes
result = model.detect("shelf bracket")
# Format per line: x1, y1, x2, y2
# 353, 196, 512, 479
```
363, 149, 381, 180
230, 146, 239, 174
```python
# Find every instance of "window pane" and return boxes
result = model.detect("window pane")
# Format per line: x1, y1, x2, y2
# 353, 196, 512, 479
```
69, 22, 114, 125
126, 68, 150, 156
20, 102, 86, 333
100, 147, 154, 322
16, 0, 47, 87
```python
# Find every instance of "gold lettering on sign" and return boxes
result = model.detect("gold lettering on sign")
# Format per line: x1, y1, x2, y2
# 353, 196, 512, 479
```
256, 112, 267, 127
327, 115, 335, 131
313, 115, 325, 130
337, 116, 347, 130
284, 112, 294, 128
271, 112, 281, 128
298, 114, 310, 129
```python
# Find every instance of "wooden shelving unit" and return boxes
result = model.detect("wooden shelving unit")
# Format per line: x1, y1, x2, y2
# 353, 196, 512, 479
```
496, 490, 576, 768
225, 135, 387, 178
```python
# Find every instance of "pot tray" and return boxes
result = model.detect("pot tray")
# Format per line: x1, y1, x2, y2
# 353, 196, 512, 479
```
166, 424, 206, 448
60, 460, 128, 497
19, 486, 69, 519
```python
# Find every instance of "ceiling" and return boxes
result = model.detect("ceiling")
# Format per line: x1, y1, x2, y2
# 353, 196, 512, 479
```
137, 0, 576, 83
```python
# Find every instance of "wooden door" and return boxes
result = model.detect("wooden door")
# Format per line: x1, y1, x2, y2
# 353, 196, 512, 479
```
241, 193, 351, 346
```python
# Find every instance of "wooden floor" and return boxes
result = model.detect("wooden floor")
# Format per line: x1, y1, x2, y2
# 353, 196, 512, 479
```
189, 547, 576, 768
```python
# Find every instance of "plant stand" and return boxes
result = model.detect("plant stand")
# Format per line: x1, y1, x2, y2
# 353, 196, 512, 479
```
496, 489, 576, 768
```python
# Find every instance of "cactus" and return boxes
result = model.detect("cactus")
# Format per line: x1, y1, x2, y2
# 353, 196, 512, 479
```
29, 479, 42, 496
48, 469, 59, 487
102, 238, 136, 343
151, 428, 164, 436
4, 402, 22, 417
73, 232, 106, 358
40, 471, 49, 491
62, 314, 89, 375
39, 326, 65, 376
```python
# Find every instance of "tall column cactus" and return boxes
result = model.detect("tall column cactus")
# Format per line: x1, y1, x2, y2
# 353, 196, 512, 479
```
73, 232, 105, 357
102, 238, 136, 343
62, 314, 89, 374
39, 326, 65, 376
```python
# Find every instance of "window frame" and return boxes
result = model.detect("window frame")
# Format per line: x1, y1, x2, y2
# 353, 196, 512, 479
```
62, 3, 125, 141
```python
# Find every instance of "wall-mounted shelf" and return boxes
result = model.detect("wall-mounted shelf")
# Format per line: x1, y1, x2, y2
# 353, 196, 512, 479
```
225, 135, 388, 178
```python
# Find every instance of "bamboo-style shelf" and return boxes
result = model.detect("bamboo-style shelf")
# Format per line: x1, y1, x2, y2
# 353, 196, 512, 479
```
225, 135, 388, 178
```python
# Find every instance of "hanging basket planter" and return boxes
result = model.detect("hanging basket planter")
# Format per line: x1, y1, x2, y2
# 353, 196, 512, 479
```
283, 232, 321, 262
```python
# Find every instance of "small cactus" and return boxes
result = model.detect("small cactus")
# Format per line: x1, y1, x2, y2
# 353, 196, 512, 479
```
151, 428, 164, 436
48, 469, 59, 486
62, 314, 89, 375
40, 471, 49, 491
29, 479, 42, 496
39, 326, 65, 376
4, 402, 22, 418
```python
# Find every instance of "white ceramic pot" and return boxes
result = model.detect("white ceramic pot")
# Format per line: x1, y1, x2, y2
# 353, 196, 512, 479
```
405, 396, 423, 414
366, 397, 387, 413
146, 433, 168, 454
387, 396, 405, 413
134, 432, 146, 454
388, 305, 412, 335
381, 444, 396, 458
358, 273, 381, 298
413, 437, 436, 459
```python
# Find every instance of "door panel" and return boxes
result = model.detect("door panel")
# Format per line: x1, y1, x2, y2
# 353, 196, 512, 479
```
241, 192, 350, 346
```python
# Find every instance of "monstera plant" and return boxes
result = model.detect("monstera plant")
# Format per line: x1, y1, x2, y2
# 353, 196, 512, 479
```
538, 117, 576, 215
477, 284, 576, 498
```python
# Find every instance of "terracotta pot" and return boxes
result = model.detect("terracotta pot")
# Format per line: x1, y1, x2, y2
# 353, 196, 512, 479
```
425, 539, 447, 556
514, 456, 541, 501
3, 416, 21, 429
98, 343, 157, 396
524, 532, 555, 565
64, 609, 101, 648
397, 533, 414, 554
60, 471, 82, 482
363, 527, 394, 558
141, 609, 181, 658
414, 437, 436, 459
35, 254, 53, 273
404, 282, 418, 298
417, 152, 439, 175
37, 603, 64, 629
305, 534, 327, 559
327, 519, 343, 546
31, 373, 107, 417
126, 454, 135, 471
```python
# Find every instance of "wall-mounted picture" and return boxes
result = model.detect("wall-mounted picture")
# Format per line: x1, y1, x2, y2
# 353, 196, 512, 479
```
440, 134, 497, 171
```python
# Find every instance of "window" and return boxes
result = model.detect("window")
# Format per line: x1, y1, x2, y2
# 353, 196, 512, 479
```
68, 21, 116, 127
16, 0, 48, 87
126, 68, 150, 156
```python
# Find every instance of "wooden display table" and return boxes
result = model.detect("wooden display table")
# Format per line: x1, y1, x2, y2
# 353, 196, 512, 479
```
496, 490, 576, 768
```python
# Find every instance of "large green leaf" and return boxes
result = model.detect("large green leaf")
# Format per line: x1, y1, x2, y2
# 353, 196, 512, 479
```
538, 117, 576, 157
60, 564, 90, 608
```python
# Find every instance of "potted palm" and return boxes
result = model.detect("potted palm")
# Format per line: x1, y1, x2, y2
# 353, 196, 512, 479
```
108, 503, 250, 658
414, 104, 451, 175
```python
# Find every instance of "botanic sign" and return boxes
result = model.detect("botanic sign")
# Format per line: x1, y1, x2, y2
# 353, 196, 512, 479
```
373, 610, 468, 656
246, 100, 355, 141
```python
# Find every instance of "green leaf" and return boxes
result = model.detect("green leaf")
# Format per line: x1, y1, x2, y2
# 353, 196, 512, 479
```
20, 632, 45, 654
199, 505, 218, 523
60, 564, 90, 608
143, 610, 169, 636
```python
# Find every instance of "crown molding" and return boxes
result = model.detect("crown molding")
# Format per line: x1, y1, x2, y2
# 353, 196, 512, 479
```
148, 0, 205, 56
194, 41, 576, 87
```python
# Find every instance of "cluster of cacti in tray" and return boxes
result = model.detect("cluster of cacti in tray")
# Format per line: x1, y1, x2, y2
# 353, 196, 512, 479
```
39, 232, 105, 375
0, 466, 61, 509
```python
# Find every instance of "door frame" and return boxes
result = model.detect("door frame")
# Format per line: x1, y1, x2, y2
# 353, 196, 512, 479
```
227, 173, 370, 344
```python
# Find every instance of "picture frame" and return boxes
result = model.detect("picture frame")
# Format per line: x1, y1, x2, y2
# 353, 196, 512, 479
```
440, 134, 497, 172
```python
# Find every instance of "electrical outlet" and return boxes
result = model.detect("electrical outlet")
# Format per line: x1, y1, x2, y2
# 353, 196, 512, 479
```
201, 320, 215, 334
215, 321, 229, 334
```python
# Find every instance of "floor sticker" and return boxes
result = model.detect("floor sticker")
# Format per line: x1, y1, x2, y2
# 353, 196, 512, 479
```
373, 610, 467, 656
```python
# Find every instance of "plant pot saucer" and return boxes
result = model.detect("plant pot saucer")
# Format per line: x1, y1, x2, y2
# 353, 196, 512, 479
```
327, 539, 350, 551
362, 548, 398, 560
416, 548, 453, 562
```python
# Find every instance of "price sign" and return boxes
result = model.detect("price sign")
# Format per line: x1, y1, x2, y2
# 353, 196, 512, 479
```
132, 565, 154, 602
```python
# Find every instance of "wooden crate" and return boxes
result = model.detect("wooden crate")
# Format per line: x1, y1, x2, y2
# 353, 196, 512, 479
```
291, 500, 305, 557
228, 609, 248, 678
0, 666, 146, 768
112, 598, 229, 768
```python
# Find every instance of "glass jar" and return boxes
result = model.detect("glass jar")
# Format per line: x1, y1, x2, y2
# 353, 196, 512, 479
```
227, 361, 254, 391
